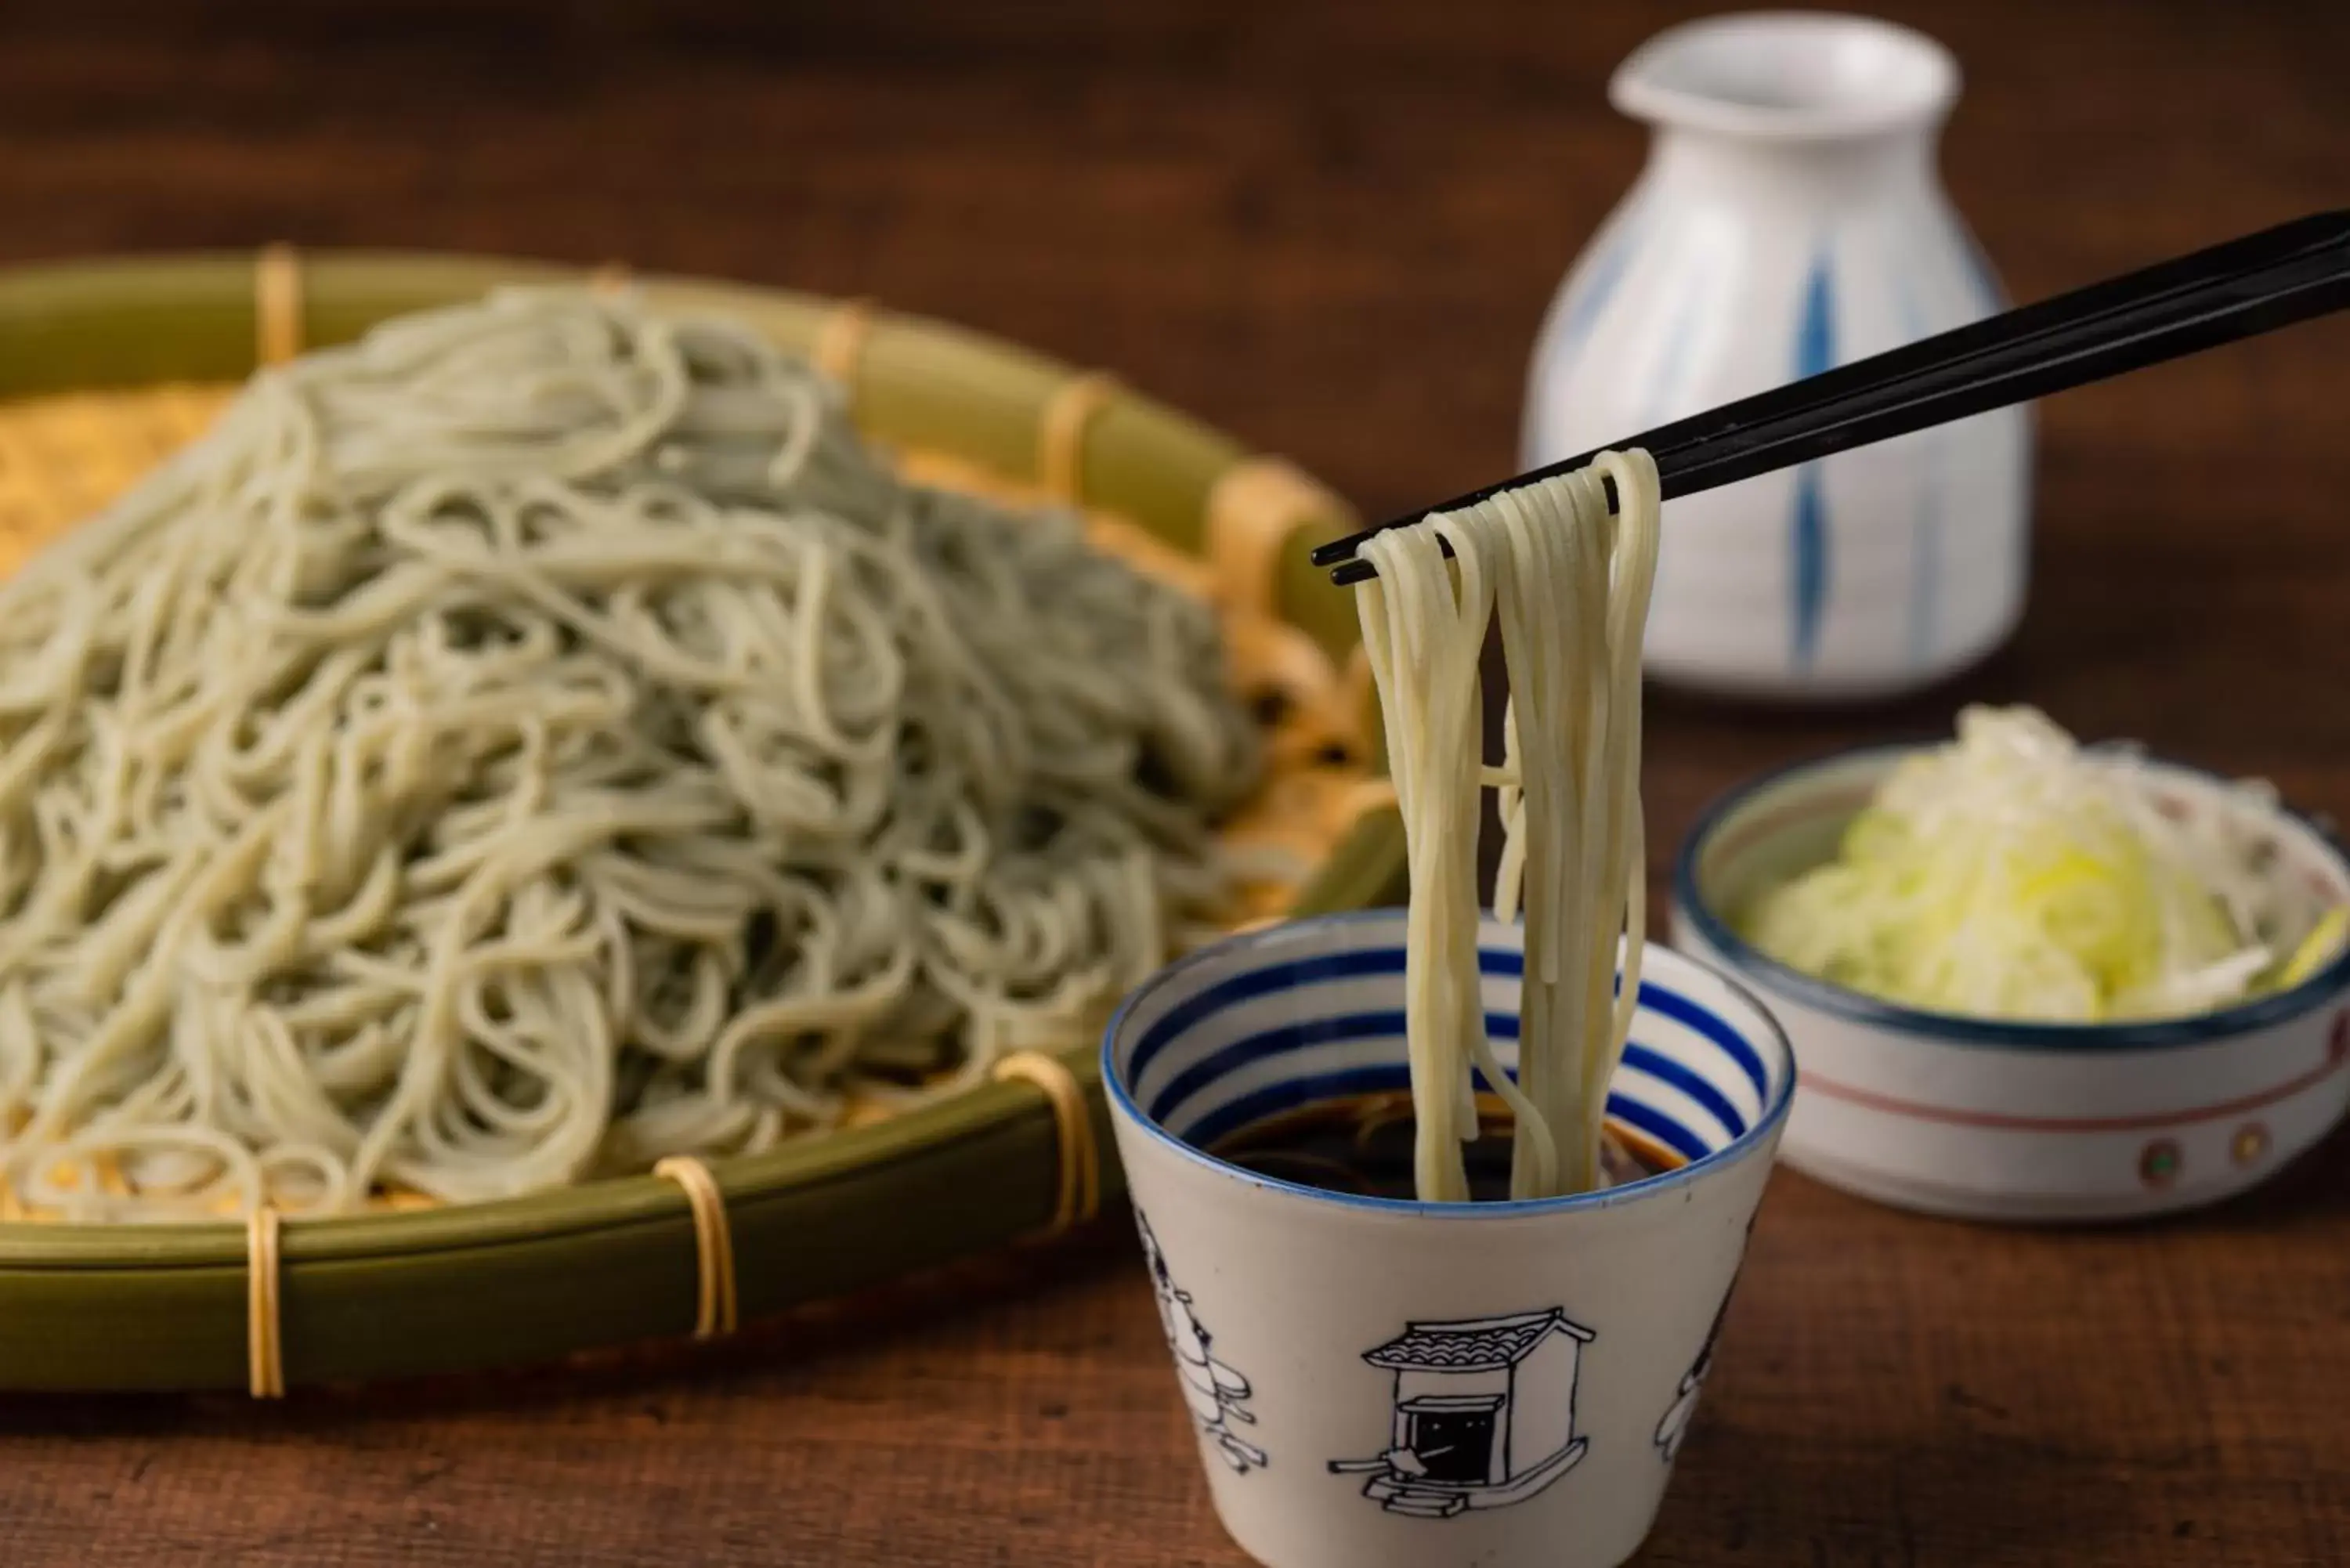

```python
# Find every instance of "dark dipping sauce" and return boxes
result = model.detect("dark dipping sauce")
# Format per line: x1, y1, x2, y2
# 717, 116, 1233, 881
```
1207, 1091, 1681, 1202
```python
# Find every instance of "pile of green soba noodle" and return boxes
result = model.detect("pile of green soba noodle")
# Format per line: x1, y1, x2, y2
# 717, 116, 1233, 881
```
0, 288, 1260, 1219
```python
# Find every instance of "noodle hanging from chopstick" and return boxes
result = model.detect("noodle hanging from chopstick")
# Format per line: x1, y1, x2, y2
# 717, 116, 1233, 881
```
1354, 450, 1660, 1200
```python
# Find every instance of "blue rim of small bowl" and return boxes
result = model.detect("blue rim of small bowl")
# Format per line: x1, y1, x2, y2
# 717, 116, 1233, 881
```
1099, 908, 1799, 1219
1672, 742, 2350, 1052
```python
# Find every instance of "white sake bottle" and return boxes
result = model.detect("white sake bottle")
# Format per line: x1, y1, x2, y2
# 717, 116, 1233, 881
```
1525, 13, 2033, 700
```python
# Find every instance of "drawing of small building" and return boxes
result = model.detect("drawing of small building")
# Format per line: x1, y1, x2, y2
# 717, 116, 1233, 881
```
1328, 1308, 1594, 1518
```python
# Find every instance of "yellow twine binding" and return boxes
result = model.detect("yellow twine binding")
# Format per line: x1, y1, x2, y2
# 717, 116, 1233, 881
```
1037, 373, 1120, 504
255, 245, 303, 369
654, 1155, 739, 1340
812, 298, 878, 407
247, 1206, 285, 1399
1203, 455, 1351, 621
992, 1050, 1101, 1237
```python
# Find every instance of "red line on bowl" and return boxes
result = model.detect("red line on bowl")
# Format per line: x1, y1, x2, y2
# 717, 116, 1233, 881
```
1795, 1036, 2349, 1133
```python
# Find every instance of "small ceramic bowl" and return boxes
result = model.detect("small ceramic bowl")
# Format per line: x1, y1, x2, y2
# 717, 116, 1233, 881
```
1103, 912, 1795, 1568
1672, 746, 2350, 1223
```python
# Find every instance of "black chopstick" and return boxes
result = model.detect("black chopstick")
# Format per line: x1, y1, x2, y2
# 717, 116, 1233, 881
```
1318, 209, 2350, 586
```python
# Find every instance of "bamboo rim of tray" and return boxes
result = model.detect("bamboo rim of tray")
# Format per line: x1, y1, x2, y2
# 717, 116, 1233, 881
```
0, 247, 1405, 1393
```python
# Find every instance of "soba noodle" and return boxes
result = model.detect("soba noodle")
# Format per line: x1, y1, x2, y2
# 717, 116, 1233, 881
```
0, 288, 1260, 1219
1355, 450, 1660, 1201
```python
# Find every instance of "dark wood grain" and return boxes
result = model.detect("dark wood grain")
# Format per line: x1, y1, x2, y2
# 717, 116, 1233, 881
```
2, 1, 2347, 1563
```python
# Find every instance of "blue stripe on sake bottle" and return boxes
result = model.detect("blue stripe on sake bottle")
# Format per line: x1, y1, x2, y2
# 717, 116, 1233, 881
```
1788, 258, 1836, 672
1553, 217, 1643, 362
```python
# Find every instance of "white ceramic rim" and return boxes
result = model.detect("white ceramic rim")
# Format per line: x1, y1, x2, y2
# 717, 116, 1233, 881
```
1610, 10, 1961, 143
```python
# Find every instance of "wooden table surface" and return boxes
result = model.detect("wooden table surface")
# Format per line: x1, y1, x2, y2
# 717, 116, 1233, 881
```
3, 1, 2347, 1563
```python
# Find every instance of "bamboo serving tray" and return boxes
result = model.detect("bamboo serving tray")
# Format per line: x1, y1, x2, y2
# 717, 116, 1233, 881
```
0, 249, 1405, 1393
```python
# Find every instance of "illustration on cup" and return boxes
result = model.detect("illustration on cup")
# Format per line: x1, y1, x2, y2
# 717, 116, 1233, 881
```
1327, 1309, 1594, 1517
1137, 1209, 1267, 1472
1653, 1291, 1732, 1463
1656, 1217, 1757, 1462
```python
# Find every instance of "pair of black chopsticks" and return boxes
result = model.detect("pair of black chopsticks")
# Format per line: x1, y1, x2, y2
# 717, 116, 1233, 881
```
1314, 209, 2350, 586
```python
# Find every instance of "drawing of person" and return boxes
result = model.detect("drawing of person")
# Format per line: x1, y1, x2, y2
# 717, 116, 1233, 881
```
1655, 1285, 1733, 1462
1137, 1210, 1268, 1472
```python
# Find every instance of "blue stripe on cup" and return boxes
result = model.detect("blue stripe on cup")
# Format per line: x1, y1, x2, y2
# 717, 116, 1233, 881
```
1116, 938, 1777, 1170
1127, 946, 1529, 1088
1619, 1043, 1747, 1138
1637, 984, 1769, 1100
1177, 1060, 1712, 1165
